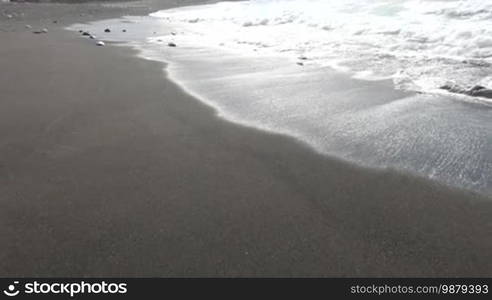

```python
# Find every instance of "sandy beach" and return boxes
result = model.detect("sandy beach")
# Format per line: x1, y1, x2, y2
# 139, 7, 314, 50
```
1, 1, 491, 277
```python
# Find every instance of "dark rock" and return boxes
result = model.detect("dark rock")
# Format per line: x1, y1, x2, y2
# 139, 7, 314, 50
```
470, 85, 486, 92
82, 31, 90, 36
168, 42, 177, 47
470, 86, 492, 98
33, 28, 48, 34
104, 28, 111, 33
440, 84, 460, 93
440, 84, 492, 99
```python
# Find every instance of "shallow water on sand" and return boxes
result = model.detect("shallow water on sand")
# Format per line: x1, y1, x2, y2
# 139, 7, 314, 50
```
69, 11, 492, 196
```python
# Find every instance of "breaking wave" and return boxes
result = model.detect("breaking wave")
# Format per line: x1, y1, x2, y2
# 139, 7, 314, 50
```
151, 0, 492, 95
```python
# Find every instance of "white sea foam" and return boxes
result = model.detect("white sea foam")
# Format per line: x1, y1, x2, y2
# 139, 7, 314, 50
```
151, 0, 492, 93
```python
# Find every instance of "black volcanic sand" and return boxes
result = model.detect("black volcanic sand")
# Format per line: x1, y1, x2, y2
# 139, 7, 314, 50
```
0, 1, 491, 277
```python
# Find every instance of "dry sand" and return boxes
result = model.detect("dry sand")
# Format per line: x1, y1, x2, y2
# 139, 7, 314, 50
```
0, 1, 491, 277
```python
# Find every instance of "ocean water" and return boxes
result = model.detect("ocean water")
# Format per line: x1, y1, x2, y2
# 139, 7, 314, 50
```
69, 0, 492, 195
150, 0, 492, 93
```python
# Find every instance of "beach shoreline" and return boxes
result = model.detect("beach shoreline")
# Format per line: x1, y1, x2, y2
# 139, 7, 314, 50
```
71, 7, 492, 196
1, 1, 491, 277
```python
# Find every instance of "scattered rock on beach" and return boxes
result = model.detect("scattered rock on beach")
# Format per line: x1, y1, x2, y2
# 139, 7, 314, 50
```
89, 34, 96, 39
33, 28, 48, 34
122, 29, 126, 32
25, 25, 32, 29
96, 41, 105, 47
168, 42, 177, 47
104, 28, 111, 33
82, 31, 90, 36
297, 62, 304, 66
298, 55, 308, 60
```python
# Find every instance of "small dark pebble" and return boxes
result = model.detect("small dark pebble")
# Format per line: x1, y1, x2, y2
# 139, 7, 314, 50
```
168, 42, 177, 47
104, 28, 111, 33
82, 31, 90, 36
297, 62, 304, 66
122, 29, 126, 32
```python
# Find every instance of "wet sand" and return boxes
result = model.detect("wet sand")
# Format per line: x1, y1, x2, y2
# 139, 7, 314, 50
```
0, 1, 491, 277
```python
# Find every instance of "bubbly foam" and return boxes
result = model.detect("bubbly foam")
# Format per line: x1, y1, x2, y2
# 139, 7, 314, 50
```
151, 0, 492, 94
